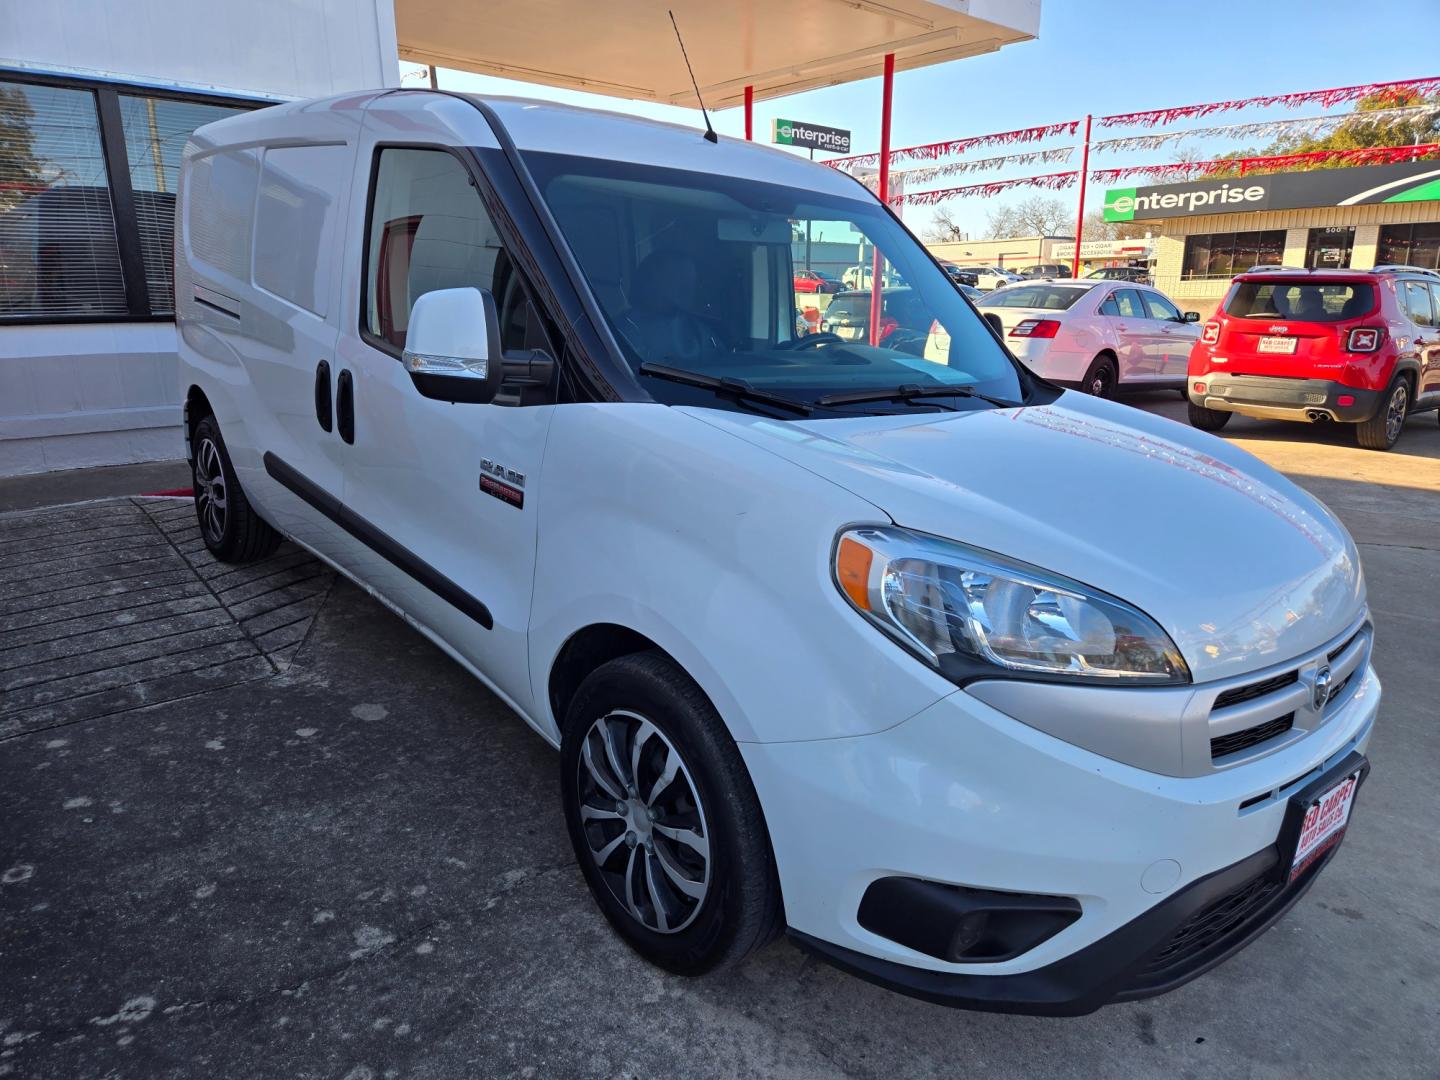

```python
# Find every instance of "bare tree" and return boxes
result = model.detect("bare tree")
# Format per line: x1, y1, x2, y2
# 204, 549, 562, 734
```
924, 205, 967, 242
983, 195, 1070, 238
1082, 209, 1150, 242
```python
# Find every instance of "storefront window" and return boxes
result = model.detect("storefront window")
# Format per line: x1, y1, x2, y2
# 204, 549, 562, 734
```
1378, 222, 1440, 270
0, 81, 128, 318
1182, 230, 1286, 279
1305, 226, 1354, 269
119, 96, 245, 315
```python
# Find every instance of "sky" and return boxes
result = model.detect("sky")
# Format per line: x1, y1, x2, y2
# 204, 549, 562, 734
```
412, 0, 1440, 240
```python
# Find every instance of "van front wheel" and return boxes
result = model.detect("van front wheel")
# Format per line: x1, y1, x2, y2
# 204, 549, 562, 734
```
192, 414, 282, 563
560, 651, 782, 975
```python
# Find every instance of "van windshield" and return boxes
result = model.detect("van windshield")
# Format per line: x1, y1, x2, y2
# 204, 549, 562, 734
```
1225, 281, 1375, 322
523, 152, 1025, 415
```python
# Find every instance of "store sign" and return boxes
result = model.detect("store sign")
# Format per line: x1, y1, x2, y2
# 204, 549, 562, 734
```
1104, 160, 1440, 222
772, 118, 851, 154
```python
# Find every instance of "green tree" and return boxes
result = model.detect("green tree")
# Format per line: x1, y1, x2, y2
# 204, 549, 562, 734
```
1207, 90, 1440, 177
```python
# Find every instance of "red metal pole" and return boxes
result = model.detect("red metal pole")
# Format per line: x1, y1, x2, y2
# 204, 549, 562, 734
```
1070, 114, 1092, 278
869, 52, 895, 346
744, 85, 753, 141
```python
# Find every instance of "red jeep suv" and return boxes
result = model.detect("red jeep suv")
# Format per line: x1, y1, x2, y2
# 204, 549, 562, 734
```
1187, 266, 1440, 450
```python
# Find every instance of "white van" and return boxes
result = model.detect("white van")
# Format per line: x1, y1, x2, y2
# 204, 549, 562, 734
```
176, 90, 1378, 1014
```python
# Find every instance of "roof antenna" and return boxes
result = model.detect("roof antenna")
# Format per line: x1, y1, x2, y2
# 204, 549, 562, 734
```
669, 9, 718, 143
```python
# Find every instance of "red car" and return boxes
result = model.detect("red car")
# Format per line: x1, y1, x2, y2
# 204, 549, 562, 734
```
793, 268, 839, 294
1187, 266, 1440, 450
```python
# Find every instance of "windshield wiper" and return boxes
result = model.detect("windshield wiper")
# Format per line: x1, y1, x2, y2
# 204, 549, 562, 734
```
638, 362, 812, 416
815, 383, 1023, 410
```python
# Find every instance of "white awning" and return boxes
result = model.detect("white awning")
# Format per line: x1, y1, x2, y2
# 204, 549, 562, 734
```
394, 0, 1039, 108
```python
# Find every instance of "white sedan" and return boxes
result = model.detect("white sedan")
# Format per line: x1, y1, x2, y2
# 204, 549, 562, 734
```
927, 280, 1202, 397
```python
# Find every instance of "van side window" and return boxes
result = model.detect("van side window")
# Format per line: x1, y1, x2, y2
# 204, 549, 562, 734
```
362, 147, 546, 354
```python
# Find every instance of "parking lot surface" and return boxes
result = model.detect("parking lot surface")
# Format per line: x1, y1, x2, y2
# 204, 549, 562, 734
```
2, 400, 1437, 1080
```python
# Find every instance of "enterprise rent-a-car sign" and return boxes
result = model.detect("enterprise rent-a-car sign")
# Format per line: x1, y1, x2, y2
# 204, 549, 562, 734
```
772, 119, 851, 154
1104, 160, 1440, 222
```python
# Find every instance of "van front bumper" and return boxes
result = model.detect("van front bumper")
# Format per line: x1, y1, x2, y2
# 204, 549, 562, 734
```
1189, 374, 1382, 423
741, 665, 1379, 1015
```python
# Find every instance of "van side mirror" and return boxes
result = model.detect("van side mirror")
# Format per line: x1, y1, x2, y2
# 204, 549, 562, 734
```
402, 287, 504, 404
1182, 311, 1201, 323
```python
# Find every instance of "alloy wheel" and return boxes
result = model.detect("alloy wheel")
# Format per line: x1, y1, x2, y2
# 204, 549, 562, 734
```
194, 437, 228, 542
1386, 383, 1408, 443
575, 709, 710, 934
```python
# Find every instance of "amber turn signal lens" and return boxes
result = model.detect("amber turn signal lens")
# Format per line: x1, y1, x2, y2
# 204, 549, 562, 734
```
836, 537, 874, 611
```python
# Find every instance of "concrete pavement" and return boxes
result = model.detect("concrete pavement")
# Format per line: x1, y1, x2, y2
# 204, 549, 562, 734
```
1, 402, 1437, 1080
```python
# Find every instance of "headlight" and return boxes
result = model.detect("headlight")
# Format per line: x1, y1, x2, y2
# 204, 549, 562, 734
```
834, 527, 1189, 685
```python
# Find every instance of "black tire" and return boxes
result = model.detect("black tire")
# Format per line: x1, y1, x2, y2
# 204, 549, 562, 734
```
1081, 354, 1118, 399
560, 651, 782, 975
1355, 374, 1410, 451
191, 414, 282, 563
1187, 400, 1232, 431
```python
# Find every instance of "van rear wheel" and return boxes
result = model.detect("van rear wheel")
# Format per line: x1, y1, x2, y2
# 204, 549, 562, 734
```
560, 651, 782, 975
1355, 375, 1409, 451
192, 414, 282, 563
1187, 401, 1232, 431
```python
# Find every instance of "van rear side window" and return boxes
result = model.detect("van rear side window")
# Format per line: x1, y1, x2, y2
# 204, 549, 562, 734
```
184, 147, 259, 285
254, 145, 348, 317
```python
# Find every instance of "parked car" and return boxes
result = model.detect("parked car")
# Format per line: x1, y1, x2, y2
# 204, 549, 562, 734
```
794, 268, 839, 294
821, 286, 931, 353
930, 281, 1202, 396
962, 264, 1022, 291
842, 264, 903, 290
955, 281, 983, 303
176, 89, 1379, 1015
940, 262, 979, 287
1085, 266, 1152, 285
1016, 263, 1072, 281
1187, 265, 1440, 450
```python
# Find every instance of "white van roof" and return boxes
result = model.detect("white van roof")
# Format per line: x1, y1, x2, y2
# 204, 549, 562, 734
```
191, 89, 869, 200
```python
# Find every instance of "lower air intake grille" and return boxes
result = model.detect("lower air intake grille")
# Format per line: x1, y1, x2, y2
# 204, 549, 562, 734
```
1136, 875, 1281, 984
1211, 713, 1294, 759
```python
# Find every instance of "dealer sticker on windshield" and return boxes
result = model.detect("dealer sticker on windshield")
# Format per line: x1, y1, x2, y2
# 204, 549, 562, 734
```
1289, 770, 1360, 881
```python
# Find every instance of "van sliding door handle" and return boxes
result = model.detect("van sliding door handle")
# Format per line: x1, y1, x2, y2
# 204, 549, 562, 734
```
314, 360, 333, 432
336, 369, 355, 445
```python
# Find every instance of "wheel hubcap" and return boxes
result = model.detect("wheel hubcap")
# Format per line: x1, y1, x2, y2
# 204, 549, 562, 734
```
194, 437, 228, 541
575, 710, 710, 934
1386, 385, 1408, 441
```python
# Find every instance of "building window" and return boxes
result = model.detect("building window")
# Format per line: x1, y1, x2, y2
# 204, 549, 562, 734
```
1181, 230, 1286, 280
118, 96, 246, 315
1377, 222, 1440, 270
0, 74, 257, 323
0, 81, 128, 318
1305, 226, 1354, 269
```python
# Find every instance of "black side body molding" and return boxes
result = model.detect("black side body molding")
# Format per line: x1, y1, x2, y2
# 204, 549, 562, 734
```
262, 452, 493, 630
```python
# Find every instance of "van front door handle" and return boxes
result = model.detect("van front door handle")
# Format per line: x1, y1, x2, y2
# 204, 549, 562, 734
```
314, 360, 333, 432
336, 369, 355, 445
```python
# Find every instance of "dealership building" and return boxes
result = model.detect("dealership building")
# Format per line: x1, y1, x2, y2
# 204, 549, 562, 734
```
1104, 160, 1440, 314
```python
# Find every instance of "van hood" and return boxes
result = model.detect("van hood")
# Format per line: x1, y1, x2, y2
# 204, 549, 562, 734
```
681, 393, 1364, 683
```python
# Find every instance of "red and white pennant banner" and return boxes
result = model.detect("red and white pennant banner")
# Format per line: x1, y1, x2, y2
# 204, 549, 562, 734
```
1092, 103, 1440, 153
894, 171, 1079, 207
894, 146, 1075, 184
828, 121, 1080, 170
1089, 142, 1440, 184
1096, 77, 1440, 129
